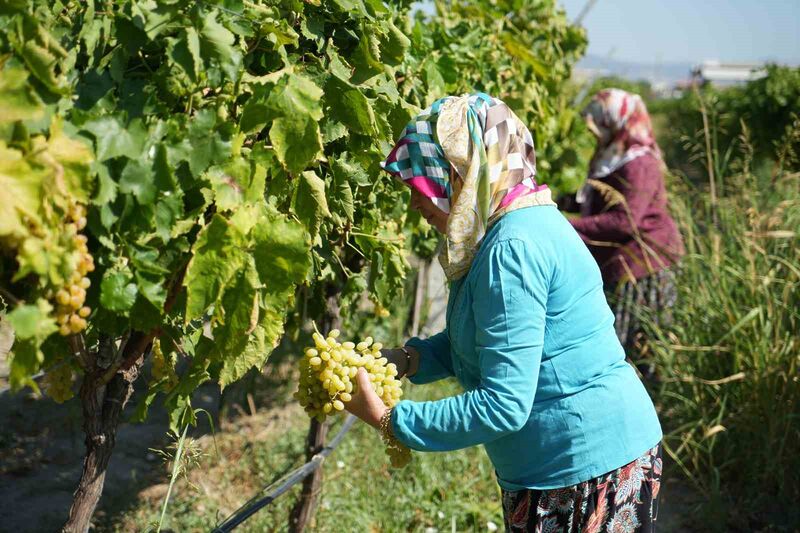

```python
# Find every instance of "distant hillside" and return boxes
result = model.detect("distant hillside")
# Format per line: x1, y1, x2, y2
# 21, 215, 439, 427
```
576, 54, 694, 84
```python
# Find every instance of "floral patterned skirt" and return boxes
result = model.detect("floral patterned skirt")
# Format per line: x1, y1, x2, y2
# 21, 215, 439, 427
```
607, 269, 678, 379
501, 443, 662, 533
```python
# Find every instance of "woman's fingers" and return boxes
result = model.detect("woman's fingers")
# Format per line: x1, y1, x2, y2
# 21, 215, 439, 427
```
345, 367, 388, 428
355, 367, 372, 391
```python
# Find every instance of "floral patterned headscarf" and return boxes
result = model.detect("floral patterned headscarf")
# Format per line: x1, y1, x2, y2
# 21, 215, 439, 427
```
382, 93, 554, 281
578, 88, 661, 203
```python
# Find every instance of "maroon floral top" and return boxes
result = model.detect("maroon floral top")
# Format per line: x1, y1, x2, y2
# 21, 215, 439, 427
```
570, 153, 684, 285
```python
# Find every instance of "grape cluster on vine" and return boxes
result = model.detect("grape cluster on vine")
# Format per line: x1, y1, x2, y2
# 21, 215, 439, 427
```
42, 363, 75, 403
150, 338, 179, 389
53, 204, 95, 336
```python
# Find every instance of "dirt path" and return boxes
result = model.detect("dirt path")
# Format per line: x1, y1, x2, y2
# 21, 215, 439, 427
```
0, 382, 221, 533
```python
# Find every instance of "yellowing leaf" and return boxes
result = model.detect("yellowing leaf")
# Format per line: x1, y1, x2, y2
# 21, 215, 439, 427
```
0, 143, 46, 239
184, 214, 248, 322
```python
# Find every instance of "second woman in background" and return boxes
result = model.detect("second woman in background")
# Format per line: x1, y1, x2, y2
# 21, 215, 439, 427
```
569, 88, 684, 378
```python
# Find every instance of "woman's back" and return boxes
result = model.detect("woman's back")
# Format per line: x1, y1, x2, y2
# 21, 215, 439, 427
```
441, 205, 662, 489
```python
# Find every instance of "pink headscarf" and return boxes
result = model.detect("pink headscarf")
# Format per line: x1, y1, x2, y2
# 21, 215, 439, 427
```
577, 89, 661, 203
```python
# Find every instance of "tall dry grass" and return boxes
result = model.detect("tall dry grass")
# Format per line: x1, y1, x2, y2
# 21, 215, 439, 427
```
643, 120, 800, 530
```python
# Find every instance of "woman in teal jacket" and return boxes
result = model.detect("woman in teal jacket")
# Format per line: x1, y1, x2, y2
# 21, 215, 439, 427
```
346, 93, 663, 533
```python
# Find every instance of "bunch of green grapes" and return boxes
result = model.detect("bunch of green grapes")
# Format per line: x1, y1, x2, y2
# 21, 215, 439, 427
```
54, 203, 95, 336
295, 329, 402, 421
150, 338, 179, 389
41, 363, 75, 403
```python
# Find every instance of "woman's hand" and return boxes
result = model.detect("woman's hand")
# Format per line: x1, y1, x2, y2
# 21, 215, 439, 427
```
345, 368, 389, 429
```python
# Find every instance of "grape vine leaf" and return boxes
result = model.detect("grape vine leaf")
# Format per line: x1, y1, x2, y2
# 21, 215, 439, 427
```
294, 170, 330, 238
119, 159, 156, 205
379, 18, 410, 66
270, 115, 323, 175
0, 67, 45, 122
325, 74, 378, 136
184, 214, 247, 322
35, 121, 94, 203
213, 261, 262, 387
100, 269, 139, 313
251, 205, 311, 292
168, 27, 202, 83
6, 300, 56, 340
200, 10, 242, 82
0, 146, 46, 238
82, 115, 147, 161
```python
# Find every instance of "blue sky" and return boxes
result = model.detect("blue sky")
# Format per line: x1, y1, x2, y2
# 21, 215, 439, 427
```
559, 0, 800, 65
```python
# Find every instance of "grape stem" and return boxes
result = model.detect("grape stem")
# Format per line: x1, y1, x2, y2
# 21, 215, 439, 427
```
0, 286, 20, 305
349, 231, 404, 243
68, 332, 90, 370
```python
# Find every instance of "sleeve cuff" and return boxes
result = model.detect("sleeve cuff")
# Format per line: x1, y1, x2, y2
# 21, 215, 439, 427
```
404, 336, 447, 385
390, 400, 425, 451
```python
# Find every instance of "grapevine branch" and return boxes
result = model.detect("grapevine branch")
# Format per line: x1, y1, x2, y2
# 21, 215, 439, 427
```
98, 262, 188, 385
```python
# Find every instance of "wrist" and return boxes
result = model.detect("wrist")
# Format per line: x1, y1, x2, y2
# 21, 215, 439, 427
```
371, 406, 390, 429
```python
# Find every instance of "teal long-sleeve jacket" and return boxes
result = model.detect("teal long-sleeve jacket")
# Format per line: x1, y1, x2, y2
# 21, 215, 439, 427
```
391, 205, 662, 490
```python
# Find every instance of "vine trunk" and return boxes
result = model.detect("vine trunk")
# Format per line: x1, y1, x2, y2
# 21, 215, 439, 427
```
62, 359, 142, 532
289, 284, 342, 532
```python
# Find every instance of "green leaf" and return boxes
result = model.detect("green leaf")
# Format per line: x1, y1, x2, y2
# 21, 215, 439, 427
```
38, 121, 94, 204
154, 192, 184, 242
82, 116, 147, 161
184, 214, 247, 322
200, 10, 242, 82
8, 338, 42, 391
168, 27, 201, 83
294, 170, 330, 237
325, 74, 377, 135
326, 47, 352, 80
206, 158, 265, 211
379, 18, 410, 66
322, 120, 348, 144
100, 269, 139, 313
350, 29, 383, 84
266, 73, 324, 121
270, 115, 323, 174
6, 300, 56, 340
168, 110, 233, 176
502, 34, 548, 78
251, 206, 311, 293
0, 145, 46, 239
92, 162, 118, 206
0, 67, 45, 122
135, 271, 167, 309
423, 58, 445, 99
329, 168, 354, 223
19, 40, 63, 93
239, 95, 270, 134
300, 16, 324, 50
332, 153, 370, 187
262, 17, 299, 49
213, 261, 262, 387
119, 159, 156, 204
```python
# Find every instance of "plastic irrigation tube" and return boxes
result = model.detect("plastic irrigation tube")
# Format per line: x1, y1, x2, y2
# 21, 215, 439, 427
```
210, 414, 358, 533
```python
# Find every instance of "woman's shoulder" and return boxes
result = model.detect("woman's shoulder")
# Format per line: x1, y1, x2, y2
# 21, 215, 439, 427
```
617, 152, 663, 181
473, 206, 566, 267
494, 205, 571, 242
